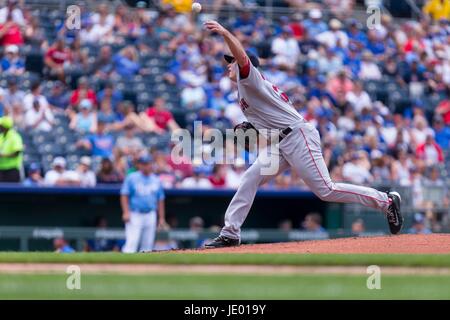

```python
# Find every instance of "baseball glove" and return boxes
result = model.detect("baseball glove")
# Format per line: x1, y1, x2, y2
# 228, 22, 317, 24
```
233, 121, 260, 152
233, 121, 259, 133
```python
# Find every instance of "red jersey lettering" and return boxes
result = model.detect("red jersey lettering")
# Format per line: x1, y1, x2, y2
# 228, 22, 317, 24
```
272, 85, 290, 103
239, 98, 250, 111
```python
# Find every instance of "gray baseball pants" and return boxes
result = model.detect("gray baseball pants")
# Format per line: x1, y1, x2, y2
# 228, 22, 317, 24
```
220, 122, 391, 240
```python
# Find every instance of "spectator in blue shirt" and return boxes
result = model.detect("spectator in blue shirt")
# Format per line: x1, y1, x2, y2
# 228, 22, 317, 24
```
366, 30, 386, 56
208, 87, 228, 111
301, 60, 320, 89
97, 99, 118, 125
97, 82, 123, 112
23, 163, 43, 186
70, 99, 97, 134
189, 216, 208, 248
85, 216, 121, 252
284, 67, 303, 91
308, 75, 337, 107
433, 116, 450, 149
46, 81, 70, 111
343, 44, 362, 77
302, 9, 328, 37
77, 120, 115, 157
0, 45, 24, 75
113, 46, 140, 78
408, 213, 432, 235
233, 9, 256, 36
403, 99, 425, 120
346, 19, 367, 49
301, 212, 327, 235
53, 238, 76, 253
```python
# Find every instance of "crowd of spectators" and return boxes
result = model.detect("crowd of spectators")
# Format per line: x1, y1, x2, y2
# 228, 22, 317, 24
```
0, 0, 449, 220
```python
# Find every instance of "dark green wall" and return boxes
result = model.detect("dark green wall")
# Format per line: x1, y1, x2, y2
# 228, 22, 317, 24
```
0, 190, 326, 229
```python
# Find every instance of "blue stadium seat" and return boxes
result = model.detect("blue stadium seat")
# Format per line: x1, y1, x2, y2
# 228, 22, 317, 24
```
32, 132, 54, 145
38, 143, 64, 156
25, 51, 44, 76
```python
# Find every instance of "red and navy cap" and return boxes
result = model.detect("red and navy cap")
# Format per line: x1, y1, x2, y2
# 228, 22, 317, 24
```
224, 51, 260, 68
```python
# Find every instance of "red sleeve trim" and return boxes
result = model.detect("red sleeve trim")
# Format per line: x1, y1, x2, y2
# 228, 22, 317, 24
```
239, 57, 251, 79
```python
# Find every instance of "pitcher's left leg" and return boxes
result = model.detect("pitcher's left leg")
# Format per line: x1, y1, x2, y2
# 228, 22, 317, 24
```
289, 124, 403, 233
282, 123, 390, 212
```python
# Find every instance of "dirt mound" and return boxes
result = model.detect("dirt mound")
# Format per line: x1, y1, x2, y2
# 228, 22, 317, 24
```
199, 234, 450, 254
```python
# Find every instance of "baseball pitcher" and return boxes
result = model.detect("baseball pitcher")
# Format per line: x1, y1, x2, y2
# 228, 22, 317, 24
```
203, 21, 403, 248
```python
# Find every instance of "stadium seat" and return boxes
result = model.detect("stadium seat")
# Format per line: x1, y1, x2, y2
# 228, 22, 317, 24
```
38, 143, 64, 156
122, 90, 137, 106
389, 89, 411, 113
32, 132, 54, 145
25, 51, 44, 76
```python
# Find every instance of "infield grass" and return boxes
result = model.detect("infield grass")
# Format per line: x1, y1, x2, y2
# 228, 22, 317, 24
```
0, 273, 449, 299
1, 252, 450, 267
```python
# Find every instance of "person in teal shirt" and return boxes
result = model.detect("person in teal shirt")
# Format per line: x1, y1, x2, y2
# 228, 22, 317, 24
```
120, 155, 167, 253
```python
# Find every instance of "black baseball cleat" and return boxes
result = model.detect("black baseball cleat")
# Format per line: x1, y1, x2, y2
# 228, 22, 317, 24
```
386, 191, 404, 234
204, 235, 240, 248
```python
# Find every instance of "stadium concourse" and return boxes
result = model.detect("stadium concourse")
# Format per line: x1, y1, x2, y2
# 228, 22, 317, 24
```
0, 0, 449, 235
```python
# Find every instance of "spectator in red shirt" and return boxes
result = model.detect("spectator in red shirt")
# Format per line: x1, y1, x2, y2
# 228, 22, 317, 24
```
416, 134, 444, 166
436, 99, 450, 125
209, 164, 226, 188
289, 13, 304, 40
403, 26, 425, 53
70, 76, 97, 109
142, 98, 180, 133
166, 143, 193, 180
327, 69, 354, 99
0, 12, 23, 46
44, 38, 71, 81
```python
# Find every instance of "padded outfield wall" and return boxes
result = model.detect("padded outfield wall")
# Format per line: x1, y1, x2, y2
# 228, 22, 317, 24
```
0, 185, 328, 229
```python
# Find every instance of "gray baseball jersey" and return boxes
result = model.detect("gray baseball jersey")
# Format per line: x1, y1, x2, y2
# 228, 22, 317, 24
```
236, 63, 305, 131
219, 60, 392, 240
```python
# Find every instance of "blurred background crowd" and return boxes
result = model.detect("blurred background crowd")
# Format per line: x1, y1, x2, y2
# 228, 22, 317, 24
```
0, 0, 449, 234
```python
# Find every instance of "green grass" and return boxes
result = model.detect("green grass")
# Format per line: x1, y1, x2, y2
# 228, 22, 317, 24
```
0, 273, 449, 299
1, 252, 450, 267
1, 252, 449, 299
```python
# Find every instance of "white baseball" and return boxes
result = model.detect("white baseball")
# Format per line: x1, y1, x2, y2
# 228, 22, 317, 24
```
192, 2, 202, 13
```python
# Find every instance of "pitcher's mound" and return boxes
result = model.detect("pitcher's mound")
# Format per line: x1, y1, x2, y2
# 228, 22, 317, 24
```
201, 234, 450, 254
